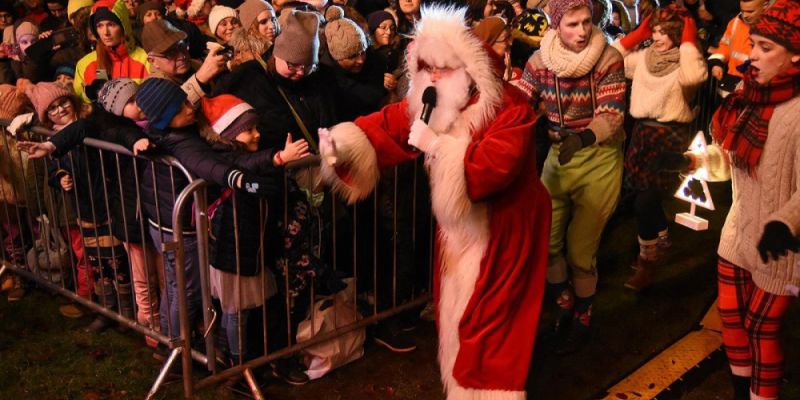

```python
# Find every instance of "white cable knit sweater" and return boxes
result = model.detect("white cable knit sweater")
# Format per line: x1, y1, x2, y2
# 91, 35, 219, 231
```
613, 42, 708, 123
702, 95, 800, 296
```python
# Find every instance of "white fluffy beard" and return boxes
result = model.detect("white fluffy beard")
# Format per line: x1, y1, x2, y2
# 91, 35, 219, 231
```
407, 68, 473, 134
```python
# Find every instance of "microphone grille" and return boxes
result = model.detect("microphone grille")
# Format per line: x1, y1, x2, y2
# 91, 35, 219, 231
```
422, 86, 437, 106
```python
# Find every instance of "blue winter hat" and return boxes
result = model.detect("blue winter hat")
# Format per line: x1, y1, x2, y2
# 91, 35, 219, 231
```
135, 78, 187, 130
54, 64, 75, 79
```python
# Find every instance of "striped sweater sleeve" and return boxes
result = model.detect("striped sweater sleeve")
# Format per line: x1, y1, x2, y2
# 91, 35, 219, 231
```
517, 52, 543, 110
586, 50, 627, 144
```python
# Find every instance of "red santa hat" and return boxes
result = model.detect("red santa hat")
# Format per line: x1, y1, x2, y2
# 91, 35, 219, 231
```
202, 94, 257, 138
174, 0, 206, 19
406, 5, 503, 134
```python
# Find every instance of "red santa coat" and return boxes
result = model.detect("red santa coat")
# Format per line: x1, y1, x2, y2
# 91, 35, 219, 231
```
321, 83, 550, 399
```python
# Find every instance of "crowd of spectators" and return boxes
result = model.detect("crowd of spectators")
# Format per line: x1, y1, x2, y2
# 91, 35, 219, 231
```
4, 0, 798, 398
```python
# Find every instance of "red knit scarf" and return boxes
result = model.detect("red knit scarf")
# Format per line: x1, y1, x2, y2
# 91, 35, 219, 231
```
711, 65, 800, 174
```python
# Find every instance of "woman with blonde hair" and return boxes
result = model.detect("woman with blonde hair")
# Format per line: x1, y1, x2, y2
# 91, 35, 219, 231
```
237, 0, 279, 45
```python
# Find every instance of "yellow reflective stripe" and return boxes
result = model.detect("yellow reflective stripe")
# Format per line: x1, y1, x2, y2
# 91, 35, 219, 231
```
602, 304, 723, 399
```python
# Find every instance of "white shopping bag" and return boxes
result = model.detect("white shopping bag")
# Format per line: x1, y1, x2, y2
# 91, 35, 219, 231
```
296, 278, 365, 380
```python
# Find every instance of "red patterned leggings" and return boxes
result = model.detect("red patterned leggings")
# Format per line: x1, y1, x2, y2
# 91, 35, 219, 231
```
718, 258, 794, 399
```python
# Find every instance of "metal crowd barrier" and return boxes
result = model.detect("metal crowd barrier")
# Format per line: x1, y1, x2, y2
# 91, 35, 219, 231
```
0, 73, 723, 399
0, 119, 214, 398
690, 75, 722, 136
0, 118, 436, 399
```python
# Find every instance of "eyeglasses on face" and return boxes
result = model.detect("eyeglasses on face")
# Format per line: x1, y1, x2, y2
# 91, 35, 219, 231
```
47, 98, 72, 116
286, 61, 316, 73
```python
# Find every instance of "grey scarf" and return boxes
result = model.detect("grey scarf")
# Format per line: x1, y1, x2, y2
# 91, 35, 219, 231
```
645, 46, 680, 77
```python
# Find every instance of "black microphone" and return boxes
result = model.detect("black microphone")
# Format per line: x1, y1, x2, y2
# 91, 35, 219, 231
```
411, 86, 437, 152
421, 86, 437, 123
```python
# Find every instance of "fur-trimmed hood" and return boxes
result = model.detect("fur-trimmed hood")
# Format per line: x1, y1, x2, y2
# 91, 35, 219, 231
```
405, 5, 503, 135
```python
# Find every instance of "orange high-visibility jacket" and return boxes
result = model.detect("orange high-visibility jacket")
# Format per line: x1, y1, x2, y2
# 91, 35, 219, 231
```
709, 14, 751, 78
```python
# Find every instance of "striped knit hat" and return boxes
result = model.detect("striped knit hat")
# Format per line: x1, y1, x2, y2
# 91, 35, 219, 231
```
751, 0, 800, 54
135, 78, 187, 130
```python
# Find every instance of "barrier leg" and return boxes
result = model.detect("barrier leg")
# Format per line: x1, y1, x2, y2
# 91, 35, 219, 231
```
146, 347, 182, 400
243, 368, 265, 400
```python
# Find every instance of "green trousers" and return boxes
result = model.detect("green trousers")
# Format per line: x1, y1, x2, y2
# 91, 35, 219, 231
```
541, 142, 623, 297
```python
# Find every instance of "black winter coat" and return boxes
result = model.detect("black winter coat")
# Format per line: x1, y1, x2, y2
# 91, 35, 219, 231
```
47, 111, 148, 241
209, 185, 280, 276
140, 125, 277, 230
212, 55, 340, 152
320, 48, 387, 121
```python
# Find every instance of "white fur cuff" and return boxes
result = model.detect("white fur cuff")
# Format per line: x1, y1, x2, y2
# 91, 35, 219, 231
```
320, 122, 380, 204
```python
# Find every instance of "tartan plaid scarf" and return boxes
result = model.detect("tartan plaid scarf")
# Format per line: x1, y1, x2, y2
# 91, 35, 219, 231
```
712, 65, 800, 174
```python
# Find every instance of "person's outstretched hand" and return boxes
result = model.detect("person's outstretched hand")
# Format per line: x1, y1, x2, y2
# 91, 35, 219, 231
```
16, 140, 56, 159
279, 133, 310, 164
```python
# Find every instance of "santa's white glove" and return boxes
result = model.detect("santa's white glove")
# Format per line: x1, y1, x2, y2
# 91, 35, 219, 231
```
318, 127, 338, 166
408, 120, 439, 153
8, 112, 34, 136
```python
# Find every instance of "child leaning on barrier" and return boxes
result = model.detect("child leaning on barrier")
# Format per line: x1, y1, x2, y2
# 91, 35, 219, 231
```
20, 78, 165, 342
16, 80, 148, 332
132, 79, 286, 353
200, 94, 310, 365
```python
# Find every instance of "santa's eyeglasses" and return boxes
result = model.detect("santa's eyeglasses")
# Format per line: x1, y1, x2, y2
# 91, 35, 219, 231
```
418, 63, 457, 76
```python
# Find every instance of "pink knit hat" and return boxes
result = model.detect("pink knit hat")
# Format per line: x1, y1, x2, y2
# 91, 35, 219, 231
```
24, 82, 73, 122
547, 0, 592, 28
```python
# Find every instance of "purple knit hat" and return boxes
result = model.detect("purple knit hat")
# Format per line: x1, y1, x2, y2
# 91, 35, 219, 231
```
547, 0, 592, 28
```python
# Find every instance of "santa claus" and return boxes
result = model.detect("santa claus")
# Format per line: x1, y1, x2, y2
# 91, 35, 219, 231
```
318, 6, 551, 399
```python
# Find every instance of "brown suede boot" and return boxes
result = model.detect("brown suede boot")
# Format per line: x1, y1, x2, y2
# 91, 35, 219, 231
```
625, 238, 660, 291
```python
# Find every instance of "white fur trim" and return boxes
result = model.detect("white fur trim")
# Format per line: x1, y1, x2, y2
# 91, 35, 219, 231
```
406, 5, 503, 135
426, 119, 523, 398
211, 102, 253, 134
319, 122, 380, 204
187, 0, 205, 18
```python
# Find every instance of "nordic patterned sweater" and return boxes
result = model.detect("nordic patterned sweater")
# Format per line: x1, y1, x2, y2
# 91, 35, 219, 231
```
518, 26, 627, 145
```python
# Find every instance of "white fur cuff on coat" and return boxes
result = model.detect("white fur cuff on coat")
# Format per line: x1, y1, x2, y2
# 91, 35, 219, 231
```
320, 122, 381, 204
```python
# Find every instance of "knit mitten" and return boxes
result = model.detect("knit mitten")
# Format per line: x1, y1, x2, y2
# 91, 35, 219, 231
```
619, 15, 652, 50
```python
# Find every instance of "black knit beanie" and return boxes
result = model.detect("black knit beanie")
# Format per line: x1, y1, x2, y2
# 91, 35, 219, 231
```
90, 7, 123, 37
